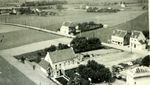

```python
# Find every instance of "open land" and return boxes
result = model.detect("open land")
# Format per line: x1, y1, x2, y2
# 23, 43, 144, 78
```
0, 24, 62, 50
0, 4, 148, 43
78, 11, 148, 42
0, 4, 146, 31
0, 55, 36, 85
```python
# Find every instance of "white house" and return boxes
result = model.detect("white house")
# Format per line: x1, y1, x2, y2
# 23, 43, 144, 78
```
111, 29, 130, 46
126, 66, 150, 85
130, 30, 146, 50
39, 48, 80, 78
60, 21, 78, 35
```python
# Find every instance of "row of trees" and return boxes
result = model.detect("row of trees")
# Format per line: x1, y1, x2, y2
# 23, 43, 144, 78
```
69, 21, 103, 35
21, 1, 67, 6
87, 7, 120, 13
70, 37, 103, 53
44, 43, 69, 52
78, 21, 103, 32
67, 60, 112, 85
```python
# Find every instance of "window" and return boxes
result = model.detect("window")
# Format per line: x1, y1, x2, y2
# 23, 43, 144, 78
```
55, 65, 57, 70
59, 64, 61, 68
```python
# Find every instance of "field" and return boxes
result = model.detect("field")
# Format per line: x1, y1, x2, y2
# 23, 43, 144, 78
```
0, 3, 146, 31
78, 11, 148, 42
0, 24, 62, 50
0, 56, 36, 85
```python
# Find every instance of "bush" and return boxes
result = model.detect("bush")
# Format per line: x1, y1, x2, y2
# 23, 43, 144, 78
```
22, 1, 68, 6
87, 7, 120, 13
141, 55, 150, 66
70, 37, 102, 53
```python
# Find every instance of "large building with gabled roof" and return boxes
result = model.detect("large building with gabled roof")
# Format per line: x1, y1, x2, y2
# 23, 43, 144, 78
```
126, 66, 150, 85
111, 29, 130, 46
39, 48, 80, 78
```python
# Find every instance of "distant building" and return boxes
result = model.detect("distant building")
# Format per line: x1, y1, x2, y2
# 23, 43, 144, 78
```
39, 48, 80, 78
126, 66, 150, 85
60, 21, 78, 35
130, 30, 146, 50
121, 3, 126, 7
111, 29, 130, 46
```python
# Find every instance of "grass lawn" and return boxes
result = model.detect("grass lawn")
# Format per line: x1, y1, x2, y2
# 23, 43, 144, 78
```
0, 56, 36, 85
0, 25, 62, 50
0, 24, 27, 33
77, 11, 148, 42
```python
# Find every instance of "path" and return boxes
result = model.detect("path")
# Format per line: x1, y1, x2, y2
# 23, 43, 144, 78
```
0, 51, 57, 85
102, 42, 150, 55
1, 37, 72, 55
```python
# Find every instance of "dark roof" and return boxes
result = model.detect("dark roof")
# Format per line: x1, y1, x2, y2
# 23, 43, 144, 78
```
112, 29, 127, 37
131, 31, 141, 38
39, 60, 50, 70
49, 48, 76, 63
139, 40, 146, 44
62, 21, 77, 27
130, 66, 150, 76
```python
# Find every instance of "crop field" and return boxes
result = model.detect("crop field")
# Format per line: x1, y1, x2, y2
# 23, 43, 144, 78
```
0, 56, 36, 85
0, 24, 62, 50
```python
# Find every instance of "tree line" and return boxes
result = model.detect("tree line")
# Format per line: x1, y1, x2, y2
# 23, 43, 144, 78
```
21, 1, 67, 6
69, 21, 103, 35
87, 7, 120, 13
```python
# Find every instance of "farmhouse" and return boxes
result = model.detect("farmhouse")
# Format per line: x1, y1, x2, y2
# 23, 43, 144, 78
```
39, 48, 80, 78
111, 29, 130, 46
130, 30, 146, 50
126, 66, 150, 85
60, 21, 78, 35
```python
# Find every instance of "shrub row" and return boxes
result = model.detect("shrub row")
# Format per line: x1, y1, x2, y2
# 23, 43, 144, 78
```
21, 1, 67, 6
87, 7, 120, 13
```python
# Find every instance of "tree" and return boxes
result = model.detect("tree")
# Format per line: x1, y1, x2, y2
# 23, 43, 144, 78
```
58, 43, 69, 50
142, 30, 149, 39
70, 37, 88, 52
77, 60, 112, 83
67, 73, 90, 85
70, 37, 102, 53
56, 4, 63, 11
44, 45, 57, 52
141, 55, 150, 66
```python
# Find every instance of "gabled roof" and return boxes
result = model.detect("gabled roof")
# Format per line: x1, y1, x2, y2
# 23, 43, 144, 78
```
39, 60, 50, 70
131, 30, 141, 38
48, 48, 76, 63
112, 29, 127, 37
139, 40, 146, 44
128, 66, 150, 78
62, 21, 77, 27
